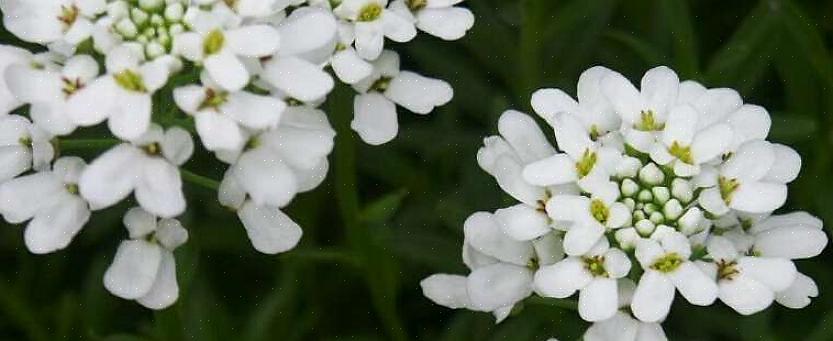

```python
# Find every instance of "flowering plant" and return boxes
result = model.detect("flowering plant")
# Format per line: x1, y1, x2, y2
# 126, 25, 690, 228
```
0, 0, 472, 309
421, 66, 827, 340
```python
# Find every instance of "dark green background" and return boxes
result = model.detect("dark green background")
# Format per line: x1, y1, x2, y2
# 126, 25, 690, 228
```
2, 0, 833, 340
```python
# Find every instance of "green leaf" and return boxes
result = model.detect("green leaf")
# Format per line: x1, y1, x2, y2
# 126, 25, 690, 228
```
604, 30, 664, 66
360, 189, 409, 224
657, 0, 700, 77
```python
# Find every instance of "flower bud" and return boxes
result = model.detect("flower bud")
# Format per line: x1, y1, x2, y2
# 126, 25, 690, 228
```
671, 178, 693, 203
615, 228, 640, 250
652, 186, 670, 204
621, 178, 639, 197
663, 199, 683, 220
637, 189, 653, 203
678, 207, 705, 235
115, 18, 138, 38
616, 157, 641, 178
635, 219, 655, 236
165, 3, 185, 21
639, 163, 665, 186
650, 211, 665, 224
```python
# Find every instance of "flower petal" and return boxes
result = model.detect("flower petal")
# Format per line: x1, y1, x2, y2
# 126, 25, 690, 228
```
466, 263, 532, 312
238, 201, 303, 254
103, 240, 162, 300
351, 92, 398, 145
136, 250, 179, 310
631, 270, 675, 322
420, 274, 471, 309
579, 278, 618, 322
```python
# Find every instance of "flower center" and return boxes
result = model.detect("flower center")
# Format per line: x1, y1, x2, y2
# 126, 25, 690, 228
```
358, 3, 383, 22
18, 136, 32, 147
114, 70, 148, 93
62, 77, 84, 97
719, 176, 740, 204
650, 253, 684, 273
244, 137, 261, 151
65, 183, 80, 195
583, 255, 608, 277
717, 260, 739, 280
58, 5, 80, 29
142, 142, 162, 156
575, 149, 597, 178
669, 141, 694, 164
370, 76, 392, 92
330, 0, 344, 8
199, 88, 229, 110
590, 199, 609, 224
635, 110, 664, 131
203, 30, 226, 56
406, 0, 427, 11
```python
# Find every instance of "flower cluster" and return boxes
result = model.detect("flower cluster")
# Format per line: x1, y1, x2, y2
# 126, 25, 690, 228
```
0, 0, 472, 309
421, 66, 827, 340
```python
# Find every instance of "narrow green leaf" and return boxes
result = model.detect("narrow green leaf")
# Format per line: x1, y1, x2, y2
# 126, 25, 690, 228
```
360, 189, 409, 224
658, 0, 700, 77
604, 30, 664, 66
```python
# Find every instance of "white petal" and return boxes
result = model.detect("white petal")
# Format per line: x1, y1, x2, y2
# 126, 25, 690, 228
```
172, 85, 206, 114
0, 45, 31, 113
30, 102, 76, 136
0, 145, 31, 182
545, 194, 590, 223
277, 7, 338, 63
522, 153, 578, 187
552, 112, 593, 159
103, 240, 162, 299
218, 171, 246, 210
161, 127, 194, 166
564, 223, 606, 256
690, 124, 732, 164
259, 126, 335, 170
533, 232, 565, 266
661, 105, 697, 147
78, 144, 140, 210
420, 274, 471, 309
195, 111, 246, 152
579, 278, 618, 322
750, 211, 822, 234
415, 7, 474, 41
764, 144, 801, 184
604, 248, 632, 278
351, 93, 398, 145
262, 57, 334, 102
737, 257, 796, 292
493, 204, 550, 241
385, 71, 453, 114
24, 194, 89, 254
234, 148, 298, 207
706, 236, 738, 262
492, 155, 546, 206
332, 48, 374, 84
583, 312, 639, 341
754, 225, 827, 259
634, 238, 664, 269
466, 263, 532, 312
601, 71, 646, 125
107, 92, 152, 141
204, 53, 249, 92
155, 218, 188, 250
66, 76, 117, 126
776, 272, 818, 309
135, 158, 185, 219
631, 270, 675, 322
0, 172, 63, 223
698, 187, 729, 216
730, 182, 787, 213
722, 140, 775, 182
463, 212, 534, 266
225, 25, 281, 57
123, 206, 157, 239
4, 64, 63, 103
719, 273, 774, 315
497, 110, 556, 163
692, 88, 742, 129
726, 105, 770, 149
137, 251, 179, 310
381, 11, 417, 42
534, 257, 592, 298
52, 156, 86, 184
238, 201, 303, 254
640, 66, 679, 114
669, 262, 718, 306
172, 32, 205, 61
530, 88, 578, 123
354, 22, 384, 60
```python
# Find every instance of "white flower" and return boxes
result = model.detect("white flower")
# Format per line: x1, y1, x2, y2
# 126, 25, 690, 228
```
78, 125, 194, 218
0, 115, 55, 182
535, 239, 631, 322
648, 104, 732, 177
1, 0, 105, 48
601, 66, 681, 153
421, 212, 564, 322
631, 230, 717, 322
276, 7, 339, 65
0, 45, 33, 115
66, 45, 179, 140
388, 0, 475, 41
174, 22, 281, 91
174, 72, 287, 152
5, 54, 100, 135
0, 157, 90, 254
698, 140, 799, 215
331, 24, 374, 85
351, 50, 452, 145
546, 187, 630, 256
103, 207, 188, 309
584, 280, 668, 341
333, 0, 417, 60
700, 236, 796, 315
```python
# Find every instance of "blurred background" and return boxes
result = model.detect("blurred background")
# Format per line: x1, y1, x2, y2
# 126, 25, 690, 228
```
2, 0, 833, 340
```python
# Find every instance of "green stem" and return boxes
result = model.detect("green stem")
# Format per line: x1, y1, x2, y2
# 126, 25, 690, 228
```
330, 85, 408, 341
526, 296, 579, 311
180, 169, 221, 191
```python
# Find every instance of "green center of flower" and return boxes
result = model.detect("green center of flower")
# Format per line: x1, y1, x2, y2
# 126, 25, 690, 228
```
575, 149, 597, 178
370, 76, 392, 92
330, 0, 344, 8
62, 77, 83, 96
717, 260, 739, 280
114, 70, 148, 93
18, 136, 32, 147
199, 88, 229, 110
650, 253, 684, 273
590, 199, 609, 224
65, 183, 80, 195
635, 110, 664, 131
58, 5, 80, 28
358, 3, 383, 22
589, 125, 602, 141
583, 255, 608, 277
203, 29, 226, 56
719, 176, 740, 204
669, 141, 694, 164
245, 137, 261, 151
143, 142, 162, 156
406, 0, 427, 11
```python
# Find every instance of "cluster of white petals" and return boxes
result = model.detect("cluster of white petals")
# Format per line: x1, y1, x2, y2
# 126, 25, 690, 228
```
0, 0, 472, 309
421, 66, 827, 340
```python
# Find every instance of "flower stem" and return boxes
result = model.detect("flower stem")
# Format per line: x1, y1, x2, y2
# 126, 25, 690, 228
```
526, 296, 579, 311
180, 169, 220, 191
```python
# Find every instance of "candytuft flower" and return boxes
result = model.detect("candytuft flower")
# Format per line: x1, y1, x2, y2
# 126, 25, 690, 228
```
422, 65, 827, 339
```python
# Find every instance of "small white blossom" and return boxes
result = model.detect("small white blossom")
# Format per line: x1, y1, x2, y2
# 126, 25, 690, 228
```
388, 0, 475, 41
333, 0, 417, 60
1, 0, 105, 49
0, 115, 55, 182
104, 207, 188, 309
